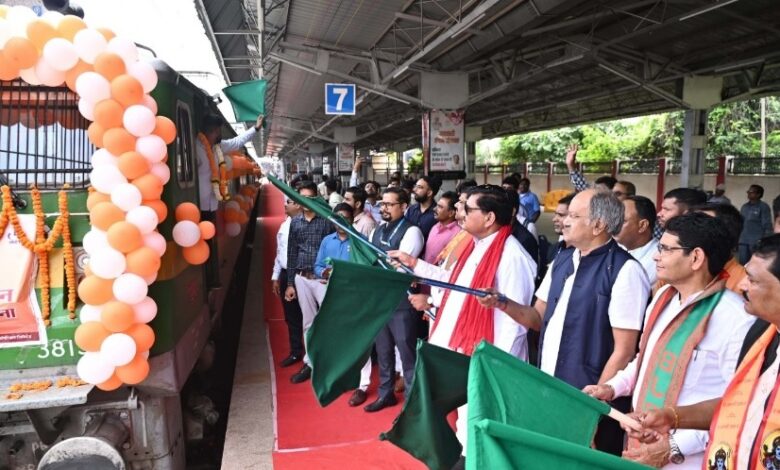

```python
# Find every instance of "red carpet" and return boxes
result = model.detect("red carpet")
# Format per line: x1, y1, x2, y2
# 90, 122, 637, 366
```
259, 185, 425, 469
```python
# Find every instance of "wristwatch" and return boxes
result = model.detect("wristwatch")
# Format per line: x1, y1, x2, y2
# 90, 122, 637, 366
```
426, 296, 434, 308
668, 435, 685, 464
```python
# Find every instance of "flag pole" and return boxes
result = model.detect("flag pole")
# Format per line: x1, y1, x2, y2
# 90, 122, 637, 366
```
607, 408, 642, 432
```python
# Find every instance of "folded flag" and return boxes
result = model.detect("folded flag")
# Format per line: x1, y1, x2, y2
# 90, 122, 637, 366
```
467, 341, 612, 461
222, 79, 267, 122
306, 259, 414, 405
381, 341, 470, 470
472, 420, 651, 470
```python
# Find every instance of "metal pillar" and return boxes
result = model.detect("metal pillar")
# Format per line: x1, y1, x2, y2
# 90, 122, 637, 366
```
680, 109, 708, 189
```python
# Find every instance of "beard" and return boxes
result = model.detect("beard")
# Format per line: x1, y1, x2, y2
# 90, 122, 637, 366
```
414, 193, 428, 203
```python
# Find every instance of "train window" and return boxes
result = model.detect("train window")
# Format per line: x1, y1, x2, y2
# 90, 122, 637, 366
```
0, 80, 94, 190
175, 103, 195, 187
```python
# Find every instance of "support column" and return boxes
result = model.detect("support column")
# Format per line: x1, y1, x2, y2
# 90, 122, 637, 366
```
656, 158, 667, 210
420, 72, 469, 180
680, 109, 708, 189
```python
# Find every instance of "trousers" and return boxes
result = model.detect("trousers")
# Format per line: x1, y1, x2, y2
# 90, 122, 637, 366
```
280, 269, 304, 357
374, 300, 417, 399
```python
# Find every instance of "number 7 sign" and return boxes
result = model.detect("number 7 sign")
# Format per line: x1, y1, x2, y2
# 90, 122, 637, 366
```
325, 83, 356, 115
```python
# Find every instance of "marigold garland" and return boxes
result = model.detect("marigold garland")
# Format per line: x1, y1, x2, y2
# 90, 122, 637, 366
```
0, 185, 77, 323
197, 133, 230, 201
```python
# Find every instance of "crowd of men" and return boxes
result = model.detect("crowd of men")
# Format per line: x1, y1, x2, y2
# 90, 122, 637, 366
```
270, 150, 780, 470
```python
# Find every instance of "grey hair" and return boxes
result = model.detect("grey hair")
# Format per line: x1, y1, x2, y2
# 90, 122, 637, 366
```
589, 191, 624, 236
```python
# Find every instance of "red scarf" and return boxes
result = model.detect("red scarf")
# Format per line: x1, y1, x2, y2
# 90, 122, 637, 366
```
431, 224, 512, 356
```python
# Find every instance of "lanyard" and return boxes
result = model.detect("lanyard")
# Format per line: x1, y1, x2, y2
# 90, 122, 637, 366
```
380, 219, 406, 247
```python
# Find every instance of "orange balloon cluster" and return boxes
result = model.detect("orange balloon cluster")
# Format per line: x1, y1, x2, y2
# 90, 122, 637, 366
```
0, 6, 179, 390
223, 185, 259, 237
172, 202, 215, 265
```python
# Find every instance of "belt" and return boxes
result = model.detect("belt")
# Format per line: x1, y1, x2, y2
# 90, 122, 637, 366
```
297, 270, 316, 280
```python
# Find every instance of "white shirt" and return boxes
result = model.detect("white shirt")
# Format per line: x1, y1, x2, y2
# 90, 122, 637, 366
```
516, 214, 538, 239
606, 286, 753, 469
414, 231, 537, 359
625, 238, 659, 286
271, 216, 291, 281
196, 127, 257, 211
369, 221, 424, 260
536, 245, 650, 377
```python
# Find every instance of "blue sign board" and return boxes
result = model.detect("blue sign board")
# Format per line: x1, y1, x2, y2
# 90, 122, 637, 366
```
324, 83, 356, 115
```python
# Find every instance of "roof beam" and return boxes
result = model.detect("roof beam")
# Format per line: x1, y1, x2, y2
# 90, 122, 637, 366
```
595, 59, 690, 108
394, 12, 487, 36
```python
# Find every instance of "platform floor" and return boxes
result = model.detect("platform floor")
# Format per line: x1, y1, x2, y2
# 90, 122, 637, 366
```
221, 185, 424, 469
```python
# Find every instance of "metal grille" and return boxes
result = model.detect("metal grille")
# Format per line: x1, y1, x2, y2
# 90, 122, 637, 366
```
619, 159, 660, 175
730, 158, 780, 175
0, 80, 94, 190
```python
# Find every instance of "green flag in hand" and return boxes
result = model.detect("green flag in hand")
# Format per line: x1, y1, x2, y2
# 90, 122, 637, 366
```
467, 341, 611, 464
381, 341, 470, 470
307, 259, 413, 406
222, 79, 267, 122
472, 420, 651, 470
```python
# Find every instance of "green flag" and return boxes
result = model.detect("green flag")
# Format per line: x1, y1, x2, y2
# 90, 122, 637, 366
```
381, 341, 470, 470
267, 174, 379, 266
472, 420, 651, 470
307, 259, 414, 406
222, 79, 266, 122
467, 341, 611, 463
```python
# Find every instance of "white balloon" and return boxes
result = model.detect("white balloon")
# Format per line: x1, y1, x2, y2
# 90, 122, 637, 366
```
36, 59, 66, 87
82, 229, 109, 256
89, 246, 127, 279
73, 29, 107, 64
43, 38, 79, 72
226, 222, 241, 237
19, 67, 41, 86
91, 148, 118, 167
79, 304, 104, 323
90, 165, 127, 194
7, 6, 36, 37
135, 135, 167, 163
100, 333, 137, 367
123, 105, 156, 137
41, 11, 64, 28
132, 297, 157, 323
127, 61, 157, 94
75, 72, 111, 104
112, 273, 148, 304
0, 19, 12, 49
78, 98, 95, 121
140, 94, 157, 114
143, 231, 167, 256
172, 221, 200, 248
125, 206, 158, 234
110, 183, 142, 212
106, 36, 138, 67
77, 352, 115, 385
150, 162, 170, 185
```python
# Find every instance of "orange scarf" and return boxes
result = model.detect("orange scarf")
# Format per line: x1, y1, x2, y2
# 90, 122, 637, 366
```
431, 225, 512, 356
705, 323, 780, 470
197, 133, 229, 201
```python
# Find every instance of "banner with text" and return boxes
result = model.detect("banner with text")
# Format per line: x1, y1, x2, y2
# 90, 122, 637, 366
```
427, 109, 465, 174
337, 143, 355, 174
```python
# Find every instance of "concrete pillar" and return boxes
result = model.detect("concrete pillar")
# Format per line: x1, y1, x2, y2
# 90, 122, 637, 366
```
656, 158, 667, 210
465, 126, 482, 180
420, 72, 469, 179
680, 109, 708, 189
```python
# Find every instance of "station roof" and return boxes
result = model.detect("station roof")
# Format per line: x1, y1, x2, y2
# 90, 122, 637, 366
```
199, 0, 780, 159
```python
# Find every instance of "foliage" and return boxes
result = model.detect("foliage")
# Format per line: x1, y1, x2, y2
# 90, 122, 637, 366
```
406, 149, 424, 174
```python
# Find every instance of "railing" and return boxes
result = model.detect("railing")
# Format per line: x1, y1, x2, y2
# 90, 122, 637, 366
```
729, 158, 780, 175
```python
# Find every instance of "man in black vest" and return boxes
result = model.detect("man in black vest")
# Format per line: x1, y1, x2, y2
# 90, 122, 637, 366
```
364, 187, 424, 412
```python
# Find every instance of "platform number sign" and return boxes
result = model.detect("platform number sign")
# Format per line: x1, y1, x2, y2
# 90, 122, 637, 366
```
325, 83, 356, 115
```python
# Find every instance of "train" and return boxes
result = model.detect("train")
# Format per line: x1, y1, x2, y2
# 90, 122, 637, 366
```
0, 59, 258, 469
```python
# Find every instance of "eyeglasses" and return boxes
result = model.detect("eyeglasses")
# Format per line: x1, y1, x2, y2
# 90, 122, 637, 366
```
378, 202, 401, 208
464, 205, 484, 215
656, 243, 691, 255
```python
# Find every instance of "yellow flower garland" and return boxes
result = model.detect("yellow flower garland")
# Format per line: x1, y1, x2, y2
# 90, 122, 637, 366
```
197, 133, 230, 201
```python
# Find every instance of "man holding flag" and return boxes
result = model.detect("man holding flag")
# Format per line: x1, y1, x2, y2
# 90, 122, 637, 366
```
389, 184, 536, 465
583, 213, 753, 469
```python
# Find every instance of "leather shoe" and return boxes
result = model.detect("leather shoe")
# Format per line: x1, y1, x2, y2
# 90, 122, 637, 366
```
364, 394, 397, 412
290, 365, 311, 384
394, 374, 405, 393
279, 354, 302, 368
450, 456, 465, 470
348, 389, 367, 407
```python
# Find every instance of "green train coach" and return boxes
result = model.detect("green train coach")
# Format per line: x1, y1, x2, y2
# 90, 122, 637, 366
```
0, 60, 258, 469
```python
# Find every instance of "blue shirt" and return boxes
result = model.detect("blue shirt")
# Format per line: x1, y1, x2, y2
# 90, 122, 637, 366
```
519, 191, 541, 220
405, 203, 437, 240
313, 232, 352, 278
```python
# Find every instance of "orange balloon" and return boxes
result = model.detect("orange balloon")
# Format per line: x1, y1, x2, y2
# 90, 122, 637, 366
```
126, 323, 155, 351
96, 374, 123, 391
90, 201, 125, 231
132, 174, 163, 200
27, 20, 57, 52
174, 202, 200, 223
199, 221, 215, 240
106, 221, 143, 253
144, 199, 168, 223
115, 355, 149, 385
87, 191, 111, 211
4, 37, 39, 70
110, 74, 144, 107
153, 116, 176, 145
182, 240, 209, 265
65, 60, 93, 92
57, 15, 87, 42
125, 246, 161, 278
0, 53, 19, 81
74, 321, 111, 351
94, 52, 126, 81
100, 301, 135, 333
96, 28, 116, 42
93, 99, 125, 130
223, 209, 240, 223
117, 151, 149, 180
238, 211, 249, 224
78, 275, 115, 305
103, 128, 136, 156
87, 122, 105, 147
